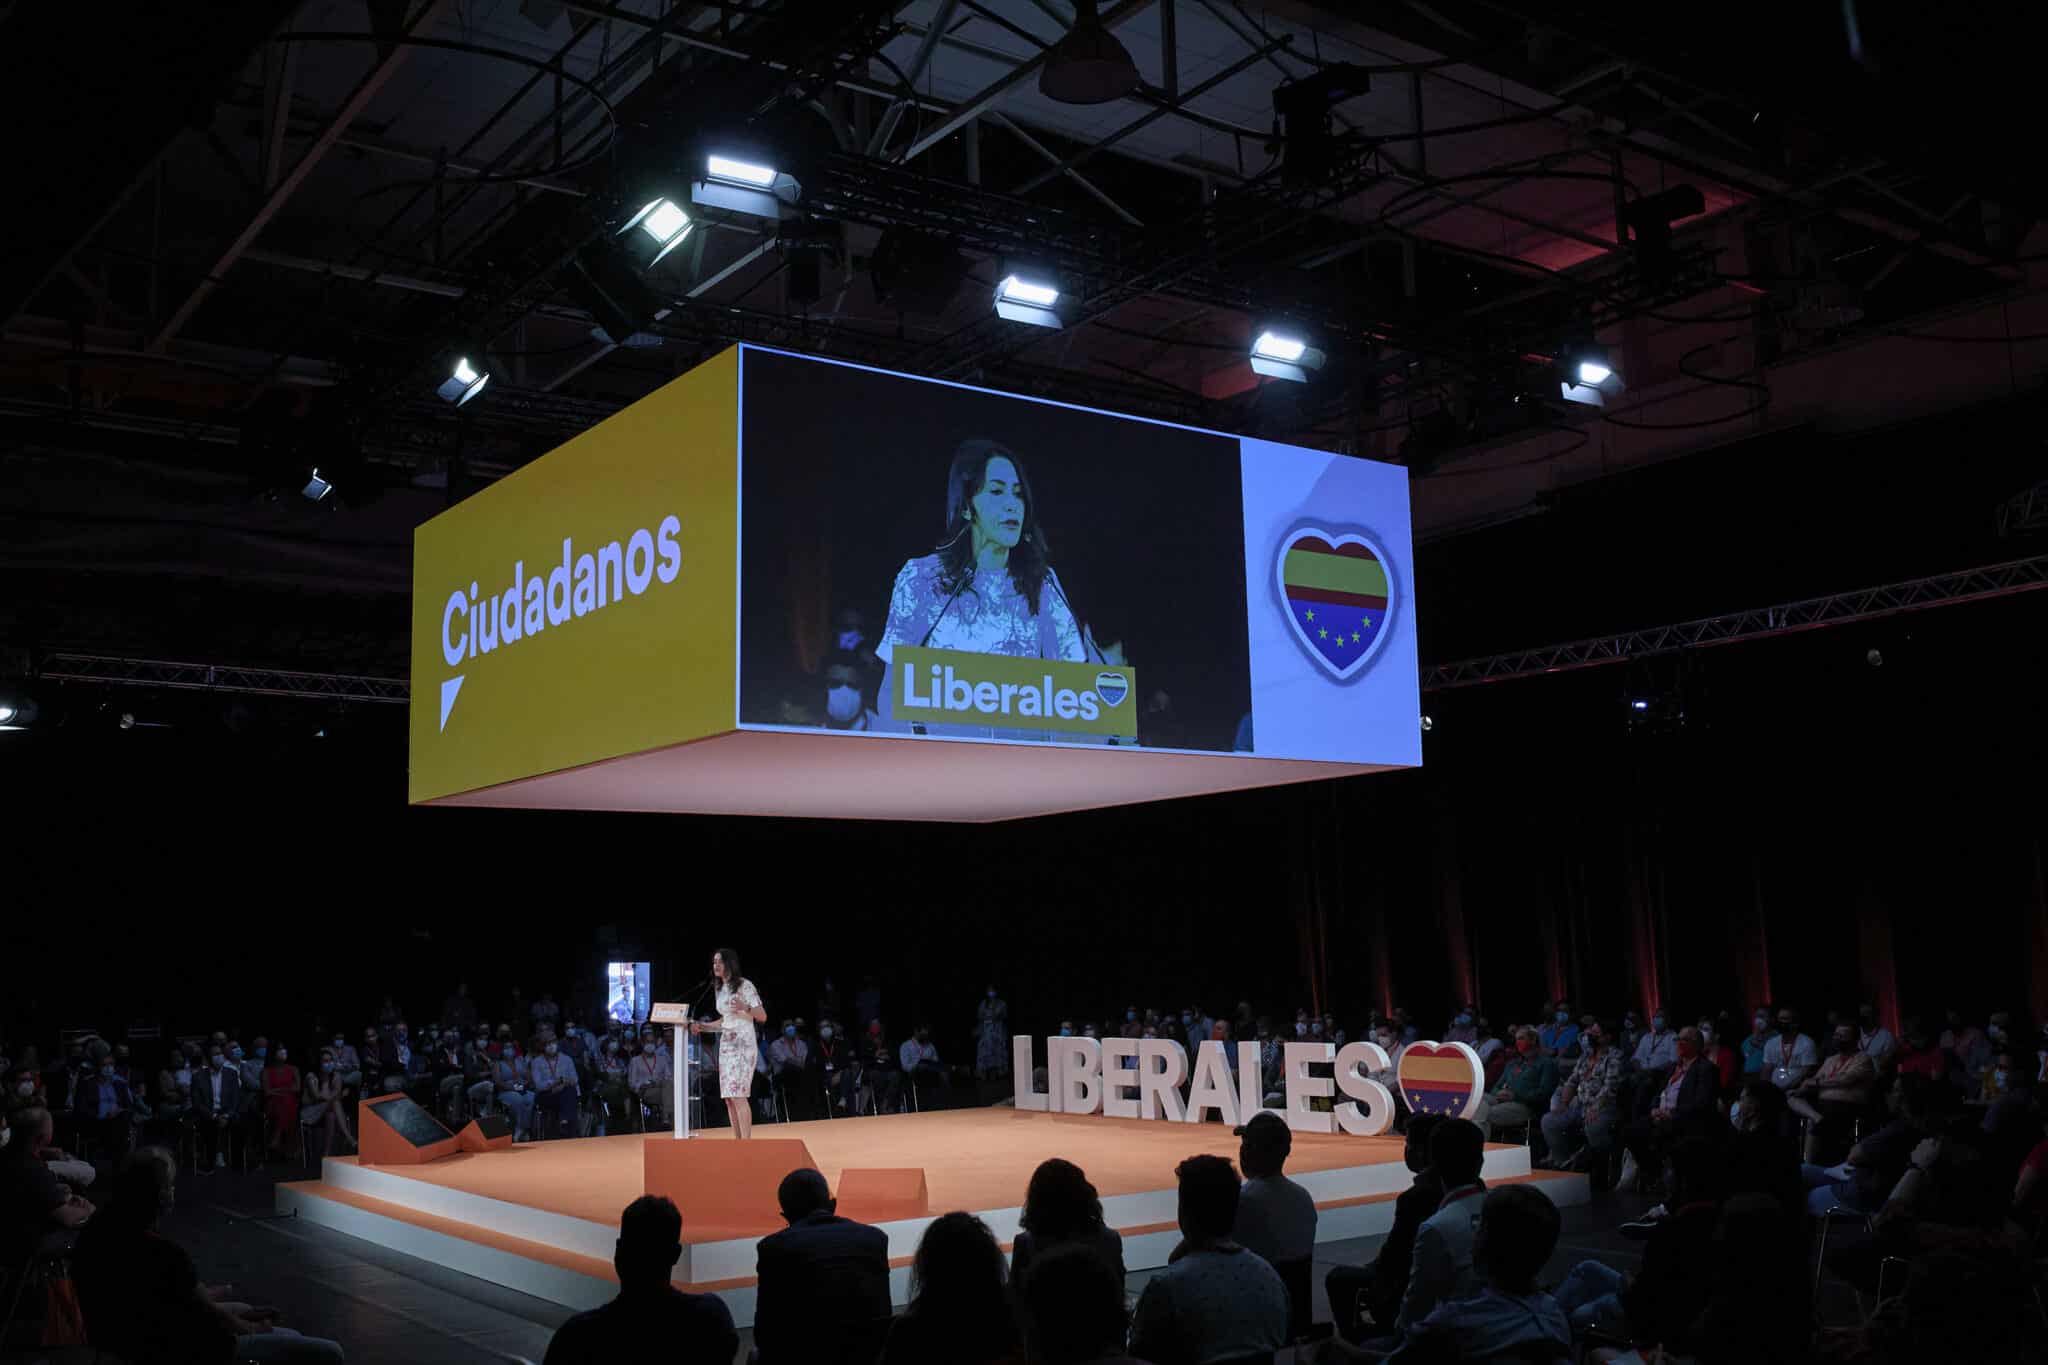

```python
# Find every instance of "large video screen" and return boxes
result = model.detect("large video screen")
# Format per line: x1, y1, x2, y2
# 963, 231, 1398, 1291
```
736, 347, 1418, 768
606, 961, 651, 1024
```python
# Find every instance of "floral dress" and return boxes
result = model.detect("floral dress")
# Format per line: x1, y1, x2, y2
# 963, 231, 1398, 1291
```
715, 978, 763, 1099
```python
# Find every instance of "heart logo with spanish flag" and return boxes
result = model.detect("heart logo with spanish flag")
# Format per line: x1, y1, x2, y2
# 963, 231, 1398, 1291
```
1277, 528, 1394, 680
1395, 1041, 1484, 1119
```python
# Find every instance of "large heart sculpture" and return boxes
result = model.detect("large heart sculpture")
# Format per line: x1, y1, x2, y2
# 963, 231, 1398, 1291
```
1395, 1040, 1483, 1119
1094, 671, 1130, 707
1276, 529, 1394, 680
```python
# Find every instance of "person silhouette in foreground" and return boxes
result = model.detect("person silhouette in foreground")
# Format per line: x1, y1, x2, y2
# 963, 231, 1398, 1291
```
544, 1195, 735, 1364
752, 1167, 892, 1365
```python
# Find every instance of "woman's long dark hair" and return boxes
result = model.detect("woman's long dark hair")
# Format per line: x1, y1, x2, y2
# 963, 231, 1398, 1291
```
713, 947, 747, 993
1019, 1157, 1105, 1241
936, 438, 1051, 612
904, 1211, 1021, 1352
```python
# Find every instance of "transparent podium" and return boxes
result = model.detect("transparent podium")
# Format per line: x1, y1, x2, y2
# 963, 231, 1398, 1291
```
647, 1001, 700, 1138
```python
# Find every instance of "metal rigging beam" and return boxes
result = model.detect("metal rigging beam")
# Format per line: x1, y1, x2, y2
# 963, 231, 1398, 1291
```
1421, 555, 2048, 691
37, 654, 409, 704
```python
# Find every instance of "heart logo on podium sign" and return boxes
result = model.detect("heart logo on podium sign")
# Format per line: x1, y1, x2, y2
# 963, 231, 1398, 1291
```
1395, 1041, 1482, 1119
1094, 671, 1130, 707
1276, 528, 1395, 681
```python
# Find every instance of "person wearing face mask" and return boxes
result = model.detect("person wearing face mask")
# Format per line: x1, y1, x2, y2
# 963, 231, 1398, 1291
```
1618, 1028, 1719, 1196
860, 1021, 904, 1116
493, 1037, 537, 1141
1762, 1008, 1817, 1094
1695, 1019, 1739, 1099
73, 1041, 137, 1164
1538, 1003, 1579, 1062
626, 1034, 673, 1132
974, 986, 1009, 1082
1856, 1004, 1898, 1073
1630, 1011, 1678, 1076
193, 1046, 242, 1172
328, 1032, 362, 1098
429, 1028, 467, 1123
1183, 1007, 1214, 1058
1740, 1009, 1774, 1077
814, 1021, 857, 1114
1940, 1008, 1992, 1091
1485, 1028, 1559, 1144
156, 1049, 194, 1127
462, 1029, 498, 1120
1445, 1006, 1478, 1046
528, 1033, 581, 1140
1540, 1018, 1625, 1174
1470, 1018, 1501, 1068
1786, 1025, 1877, 1163
302, 1048, 355, 1156
899, 1025, 947, 1108
767, 1020, 813, 1121
262, 1044, 300, 1160
818, 650, 880, 733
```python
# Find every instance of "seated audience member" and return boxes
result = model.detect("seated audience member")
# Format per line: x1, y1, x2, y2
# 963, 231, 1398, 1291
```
1327, 1114, 1443, 1343
753, 1168, 891, 1365
591, 1037, 632, 1131
1802, 1072, 1947, 1218
1857, 1004, 1898, 1073
1485, 1027, 1559, 1141
157, 1049, 195, 1126
363, 1025, 402, 1094
2, 1108, 93, 1265
1721, 1080, 1803, 1214
1786, 1022, 1878, 1162
862, 1021, 904, 1115
1394, 1118, 1489, 1337
2013, 1134, 2048, 1216
899, 1026, 948, 1103
528, 1035, 580, 1139
1541, 1017, 1624, 1171
628, 1035, 672, 1130
495, 1040, 537, 1141
463, 1029, 499, 1118
543, 1195, 735, 1365
1619, 1026, 1720, 1193
1233, 1111, 1316, 1337
1696, 1017, 1738, 1100
814, 1020, 857, 1114
194, 1043, 242, 1171
1941, 1007, 1991, 1089
881, 1211, 1023, 1365
1761, 1008, 1817, 1094
303, 1049, 355, 1154
430, 1029, 468, 1122
1022, 1242, 1144, 1365
1630, 1012, 1677, 1076
74, 1047, 137, 1163
75, 1145, 345, 1362
1325, 1185, 1570, 1365
1129, 1154, 1288, 1365
262, 1044, 301, 1159
1011, 1157, 1126, 1288
1539, 1001, 1579, 1061
1445, 1006, 1478, 1045
1738, 1009, 1772, 1079
1894, 1016, 1946, 1081
328, 1031, 362, 1095
8, 1064, 47, 1124
1470, 1017, 1501, 1068
768, 1021, 812, 1118
1557, 1138, 1724, 1346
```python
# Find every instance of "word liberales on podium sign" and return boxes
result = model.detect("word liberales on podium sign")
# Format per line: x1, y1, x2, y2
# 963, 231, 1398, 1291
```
1011, 1036, 1485, 1135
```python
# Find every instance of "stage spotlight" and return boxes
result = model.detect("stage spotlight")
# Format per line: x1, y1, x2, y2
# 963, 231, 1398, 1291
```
693, 153, 800, 218
993, 269, 1063, 329
1557, 340, 1621, 406
301, 468, 333, 502
1629, 698, 1650, 712
1039, 0, 1140, 105
1249, 329, 1327, 383
436, 355, 490, 407
1420, 714, 1435, 733
619, 197, 693, 267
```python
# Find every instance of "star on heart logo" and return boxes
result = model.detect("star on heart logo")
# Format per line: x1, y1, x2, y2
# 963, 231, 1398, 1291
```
1094, 671, 1129, 707
1276, 527, 1394, 680
1394, 1040, 1483, 1119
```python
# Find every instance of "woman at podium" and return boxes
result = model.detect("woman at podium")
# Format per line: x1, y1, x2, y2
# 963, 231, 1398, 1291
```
695, 948, 767, 1138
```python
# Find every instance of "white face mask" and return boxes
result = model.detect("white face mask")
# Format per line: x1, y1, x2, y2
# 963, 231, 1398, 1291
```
825, 686, 862, 723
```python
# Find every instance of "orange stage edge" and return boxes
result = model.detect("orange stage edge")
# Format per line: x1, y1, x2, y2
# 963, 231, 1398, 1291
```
277, 1108, 1587, 1329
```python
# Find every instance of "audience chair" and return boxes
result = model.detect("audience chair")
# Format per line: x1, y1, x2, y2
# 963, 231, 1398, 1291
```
1812, 1205, 1875, 1297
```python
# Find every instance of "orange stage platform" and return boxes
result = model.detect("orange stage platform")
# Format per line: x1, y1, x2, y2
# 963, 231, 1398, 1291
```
277, 1108, 1584, 1328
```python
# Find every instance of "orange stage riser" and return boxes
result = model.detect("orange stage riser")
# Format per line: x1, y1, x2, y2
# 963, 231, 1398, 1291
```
278, 1108, 1585, 1329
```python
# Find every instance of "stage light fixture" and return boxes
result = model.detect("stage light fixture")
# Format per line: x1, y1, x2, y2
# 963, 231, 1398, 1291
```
1557, 340, 1620, 406
1039, 0, 1140, 105
436, 355, 490, 407
0, 704, 14, 724
693, 153, 800, 218
1249, 329, 1327, 383
1630, 698, 1650, 712
0, 691, 37, 731
993, 268, 1063, 329
302, 468, 333, 502
619, 197, 693, 267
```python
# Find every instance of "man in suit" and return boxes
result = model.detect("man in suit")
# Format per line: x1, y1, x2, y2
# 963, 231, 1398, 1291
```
193, 1045, 242, 1172
72, 1048, 137, 1164
543, 1195, 735, 1364
752, 1168, 890, 1365
1620, 1026, 1721, 1197
1325, 1114, 1444, 1342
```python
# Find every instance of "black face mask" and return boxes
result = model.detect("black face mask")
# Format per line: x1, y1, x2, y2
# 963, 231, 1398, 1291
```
1778, 1022, 1798, 1037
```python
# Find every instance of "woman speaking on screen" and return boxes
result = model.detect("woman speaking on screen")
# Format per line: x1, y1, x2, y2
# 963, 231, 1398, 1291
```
875, 440, 1089, 732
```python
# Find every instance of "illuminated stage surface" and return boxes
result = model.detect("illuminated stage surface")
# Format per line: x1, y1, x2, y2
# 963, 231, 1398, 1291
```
278, 1108, 1585, 1328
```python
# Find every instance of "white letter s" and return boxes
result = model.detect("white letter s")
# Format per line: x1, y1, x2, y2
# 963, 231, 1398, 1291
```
656, 515, 682, 584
